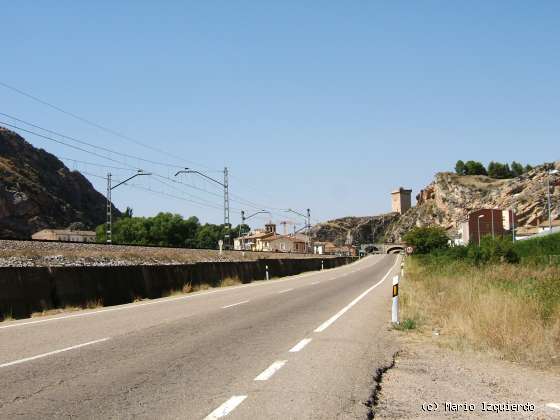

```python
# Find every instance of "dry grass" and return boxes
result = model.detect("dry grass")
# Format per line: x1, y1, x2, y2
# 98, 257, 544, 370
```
401, 258, 560, 367
30, 299, 103, 318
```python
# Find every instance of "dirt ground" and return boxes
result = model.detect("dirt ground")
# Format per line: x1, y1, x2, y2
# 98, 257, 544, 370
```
374, 331, 560, 419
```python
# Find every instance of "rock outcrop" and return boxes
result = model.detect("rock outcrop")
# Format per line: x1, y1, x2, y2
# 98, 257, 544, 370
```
312, 162, 559, 246
310, 213, 400, 246
384, 162, 560, 241
0, 127, 120, 239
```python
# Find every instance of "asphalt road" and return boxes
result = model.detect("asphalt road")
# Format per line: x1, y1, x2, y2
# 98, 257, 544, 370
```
0, 254, 400, 419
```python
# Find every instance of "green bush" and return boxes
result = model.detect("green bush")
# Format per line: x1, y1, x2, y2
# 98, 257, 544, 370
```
403, 226, 449, 254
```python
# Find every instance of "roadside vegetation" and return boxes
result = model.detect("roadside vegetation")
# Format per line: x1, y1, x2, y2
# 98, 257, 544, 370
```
400, 227, 560, 367
95, 210, 249, 248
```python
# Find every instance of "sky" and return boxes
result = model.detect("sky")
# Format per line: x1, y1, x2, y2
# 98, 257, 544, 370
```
1, 1, 559, 229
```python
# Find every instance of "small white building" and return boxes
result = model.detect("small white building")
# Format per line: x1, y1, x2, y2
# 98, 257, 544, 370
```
32, 229, 96, 243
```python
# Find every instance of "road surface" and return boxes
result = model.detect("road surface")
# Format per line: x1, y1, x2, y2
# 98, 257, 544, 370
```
0, 254, 399, 419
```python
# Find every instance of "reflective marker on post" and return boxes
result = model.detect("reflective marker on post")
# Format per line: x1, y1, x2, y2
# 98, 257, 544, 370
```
392, 275, 399, 324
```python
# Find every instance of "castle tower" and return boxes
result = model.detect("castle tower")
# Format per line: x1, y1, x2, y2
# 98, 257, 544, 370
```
391, 187, 412, 214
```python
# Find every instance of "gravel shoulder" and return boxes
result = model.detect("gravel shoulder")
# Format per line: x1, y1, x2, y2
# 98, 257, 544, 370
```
375, 331, 560, 419
0, 239, 333, 267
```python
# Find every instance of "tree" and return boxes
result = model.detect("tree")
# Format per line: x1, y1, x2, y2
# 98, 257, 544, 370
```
403, 226, 449, 254
487, 161, 513, 179
525, 164, 533, 173
511, 161, 524, 177
464, 160, 487, 176
455, 160, 466, 175
123, 206, 134, 218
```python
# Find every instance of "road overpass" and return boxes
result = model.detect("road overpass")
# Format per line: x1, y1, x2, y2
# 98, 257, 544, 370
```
362, 243, 406, 254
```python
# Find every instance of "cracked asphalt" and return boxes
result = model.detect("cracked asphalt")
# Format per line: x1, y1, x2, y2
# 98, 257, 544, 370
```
0, 254, 399, 419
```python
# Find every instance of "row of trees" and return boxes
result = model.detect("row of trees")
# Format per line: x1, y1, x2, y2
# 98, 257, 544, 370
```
454, 160, 533, 179
96, 211, 249, 248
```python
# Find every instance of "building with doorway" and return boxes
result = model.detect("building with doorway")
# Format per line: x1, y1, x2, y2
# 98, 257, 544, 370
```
391, 187, 412, 214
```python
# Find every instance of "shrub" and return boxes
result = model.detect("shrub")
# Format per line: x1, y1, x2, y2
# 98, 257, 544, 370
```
403, 226, 449, 254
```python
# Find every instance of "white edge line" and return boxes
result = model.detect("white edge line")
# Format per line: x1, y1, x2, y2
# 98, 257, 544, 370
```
314, 258, 399, 333
0, 254, 384, 331
278, 288, 294, 294
0, 337, 110, 369
289, 338, 312, 352
204, 395, 248, 419
546, 403, 560, 411
254, 360, 288, 381
221, 300, 249, 309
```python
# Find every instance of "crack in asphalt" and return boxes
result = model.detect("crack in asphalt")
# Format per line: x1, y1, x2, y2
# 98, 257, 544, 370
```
364, 351, 399, 419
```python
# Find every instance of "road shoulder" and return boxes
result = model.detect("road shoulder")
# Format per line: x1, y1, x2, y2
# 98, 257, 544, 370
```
374, 331, 560, 419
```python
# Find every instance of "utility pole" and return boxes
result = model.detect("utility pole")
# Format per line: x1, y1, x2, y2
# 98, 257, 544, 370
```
176, 167, 231, 248
239, 209, 270, 250
477, 214, 484, 246
106, 173, 112, 244
547, 169, 558, 231
307, 208, 311, 253
286, 208, 312, 253
106, 170, 151, 244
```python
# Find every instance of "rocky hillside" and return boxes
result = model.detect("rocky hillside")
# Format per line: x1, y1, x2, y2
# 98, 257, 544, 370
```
312, 162, 559, 245
384, 161, 559, 242
310, 214, 399, 246
0, 127, 119, 239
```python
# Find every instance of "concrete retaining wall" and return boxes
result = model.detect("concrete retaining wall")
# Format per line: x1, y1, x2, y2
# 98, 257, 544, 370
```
0, 257, 354, 320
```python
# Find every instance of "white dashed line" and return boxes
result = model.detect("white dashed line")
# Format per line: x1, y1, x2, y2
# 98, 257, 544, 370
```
221, 300, 249, 309
0, 337, 110, 369
546, 403, 560, 411
289, 338, 312, 352
254, 360, 287, 381
314, 260, 398, 333
204, 395, 247, 419
310, 281, 320, 285
278, 288, 294, 294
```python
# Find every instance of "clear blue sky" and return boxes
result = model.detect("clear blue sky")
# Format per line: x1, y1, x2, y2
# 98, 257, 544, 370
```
2, 1, 559, 228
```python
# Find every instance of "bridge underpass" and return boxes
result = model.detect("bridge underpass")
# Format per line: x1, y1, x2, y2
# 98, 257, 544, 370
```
361, 243, 405, 254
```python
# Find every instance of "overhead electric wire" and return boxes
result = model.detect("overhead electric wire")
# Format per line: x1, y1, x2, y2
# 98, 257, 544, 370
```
0, 114, 185, 169
1, 114, 305, 223
0, 81, 218, 171
0, 121, 141, 170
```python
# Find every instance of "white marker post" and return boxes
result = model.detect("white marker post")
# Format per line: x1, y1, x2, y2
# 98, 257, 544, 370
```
218, 239, 223, 255
265, 265, 269, 281
392, 275, 399, 324
400, 262, 404, 279
321, 260, 324, 271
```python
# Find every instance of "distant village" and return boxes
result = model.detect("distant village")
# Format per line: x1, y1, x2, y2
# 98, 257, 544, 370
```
29, 185, 559, 254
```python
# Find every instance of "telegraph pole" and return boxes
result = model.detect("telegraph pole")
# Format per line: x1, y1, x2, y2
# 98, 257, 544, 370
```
106, 170, 151, 244
106, 173, 112, 244
307, 208, 311, 253
175, 167, 231, 249
224, 167, 231, 249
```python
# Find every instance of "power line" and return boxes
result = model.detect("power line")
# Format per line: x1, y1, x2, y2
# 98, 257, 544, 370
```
0, 114, 185, 169
0, 81, 217, 171
1, 116, 305, 225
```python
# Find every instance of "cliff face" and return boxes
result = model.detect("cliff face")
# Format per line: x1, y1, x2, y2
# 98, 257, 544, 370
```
310, 213, 400, 246
313, 162, 559, 246
384, 162, 560, 241
0, 127, 120, 239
